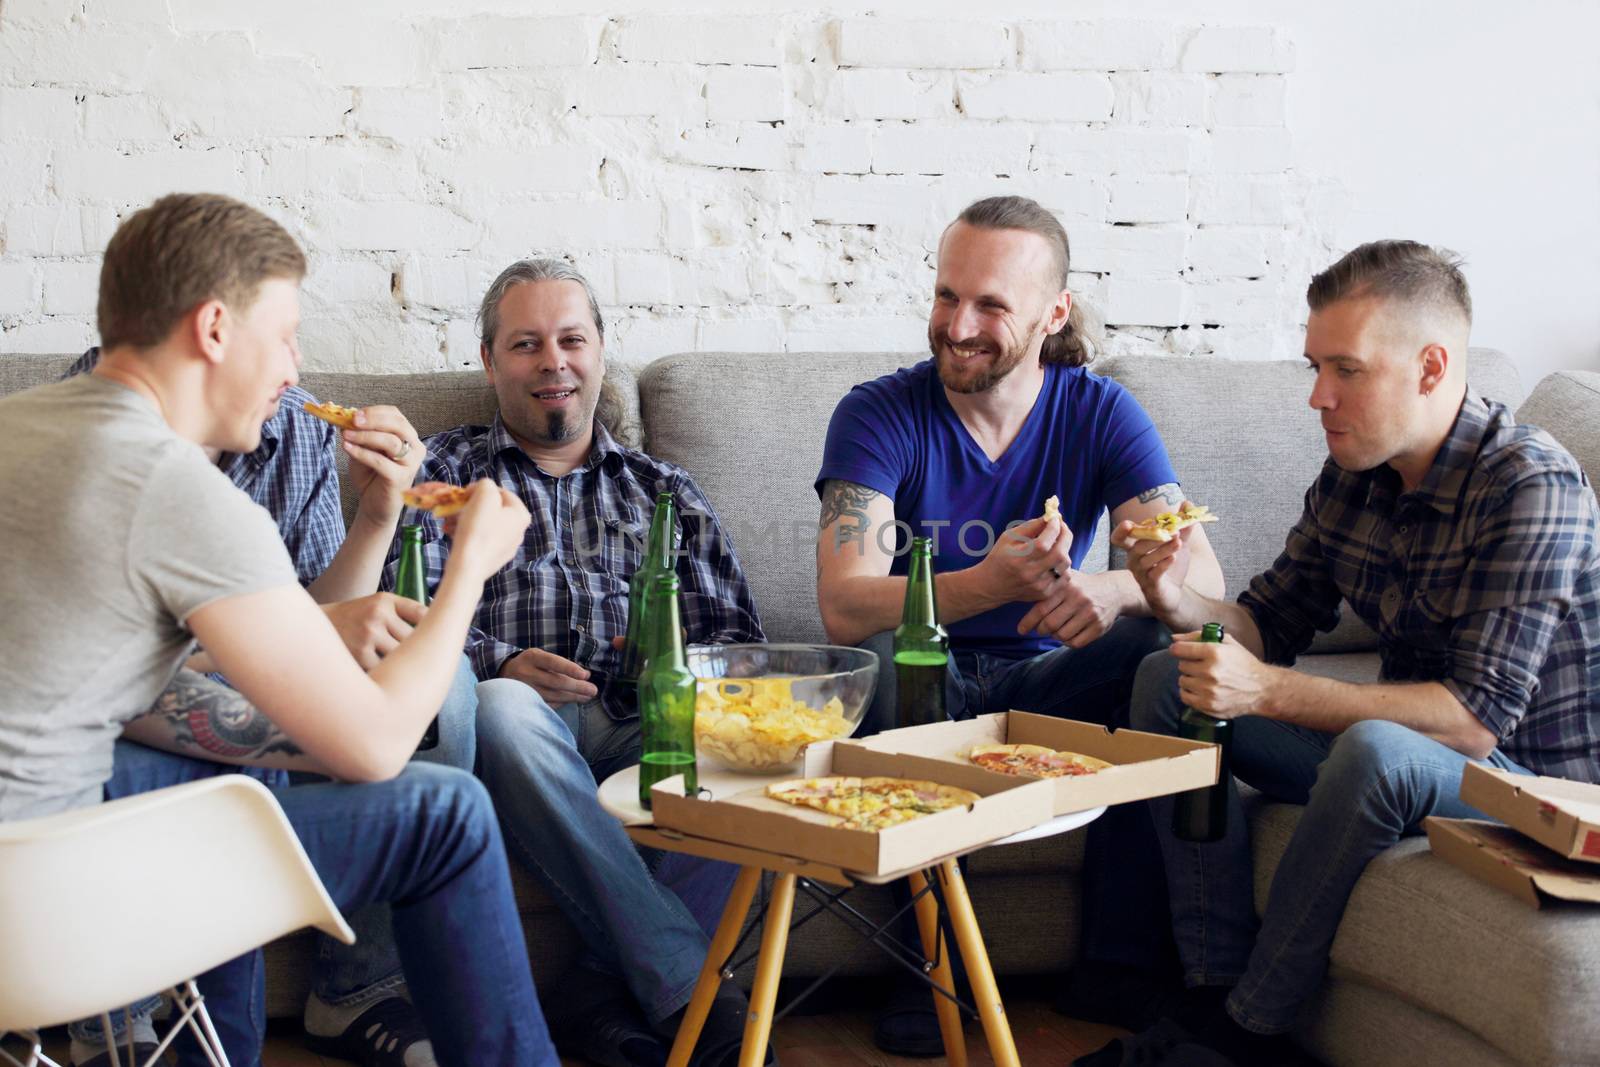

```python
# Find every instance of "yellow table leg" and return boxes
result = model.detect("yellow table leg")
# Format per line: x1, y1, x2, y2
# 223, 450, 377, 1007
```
666, 866, 763, 1067
737, 871, 797, 1067
909, 868, 967, 1067
937, 858, 1019, 1067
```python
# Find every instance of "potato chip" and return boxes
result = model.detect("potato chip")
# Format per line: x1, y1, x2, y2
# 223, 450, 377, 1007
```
694, 676, 854, 771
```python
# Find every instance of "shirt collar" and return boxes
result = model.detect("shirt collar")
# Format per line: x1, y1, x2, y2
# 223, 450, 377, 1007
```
220, 404, 286, 483
1404, 391, 1490, 516
487, 413, 625, 476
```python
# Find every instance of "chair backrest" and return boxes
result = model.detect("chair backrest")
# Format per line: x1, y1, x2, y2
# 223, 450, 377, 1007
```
0, 776, 353, 1031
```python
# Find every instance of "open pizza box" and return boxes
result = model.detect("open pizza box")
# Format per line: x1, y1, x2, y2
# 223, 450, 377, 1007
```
1424, 817, 1600, 909
839, 711, 1219, 817
647, 739, 1056, 877
1459, 764, 1600, 863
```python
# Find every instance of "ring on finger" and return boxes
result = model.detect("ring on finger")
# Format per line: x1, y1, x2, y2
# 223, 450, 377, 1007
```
394, 439, 412, 461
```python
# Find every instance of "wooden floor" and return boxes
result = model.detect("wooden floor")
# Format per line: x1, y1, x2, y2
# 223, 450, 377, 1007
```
36, 983, 1124, 1066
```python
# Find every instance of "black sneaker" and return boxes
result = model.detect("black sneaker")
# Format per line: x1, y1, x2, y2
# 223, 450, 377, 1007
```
303, 996, 432, 1067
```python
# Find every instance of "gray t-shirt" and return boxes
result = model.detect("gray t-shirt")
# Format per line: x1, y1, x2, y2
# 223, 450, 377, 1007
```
0, 375, 297, 820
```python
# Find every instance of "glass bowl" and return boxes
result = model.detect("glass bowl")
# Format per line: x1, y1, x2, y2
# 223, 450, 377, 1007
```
686, 643, 879, 774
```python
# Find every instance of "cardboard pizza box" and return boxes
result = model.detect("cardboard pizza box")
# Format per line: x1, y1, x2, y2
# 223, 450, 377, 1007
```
1459, 764, 1600, 864
1424, 817, 1600, 909
647, 740, 1056, 877
841, 711, 1219, 816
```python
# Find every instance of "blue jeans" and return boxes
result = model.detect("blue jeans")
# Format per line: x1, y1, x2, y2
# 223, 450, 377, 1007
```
1129, 650, 1529, 1034
71, 657, 498, 1056
474, 679, 727, 1026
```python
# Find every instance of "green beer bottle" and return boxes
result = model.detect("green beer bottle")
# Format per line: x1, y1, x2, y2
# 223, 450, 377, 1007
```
637, 571, 697, 810
893, 536, 949, 730
1172, 622, 1229, 842
619, 491, 677, 688
394, 523, 439, 751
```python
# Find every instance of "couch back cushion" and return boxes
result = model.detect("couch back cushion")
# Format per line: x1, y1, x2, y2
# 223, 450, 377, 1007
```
1516, 371, 1600, 490
1101, 347, 1523, 652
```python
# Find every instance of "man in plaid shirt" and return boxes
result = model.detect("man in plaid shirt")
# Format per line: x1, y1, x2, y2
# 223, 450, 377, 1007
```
389, 258, 767, 1067
1079, 242, 1600, 1067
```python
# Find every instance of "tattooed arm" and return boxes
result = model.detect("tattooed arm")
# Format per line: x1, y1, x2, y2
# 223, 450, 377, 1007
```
120, 669, 332, 774
1113, 482, 1225, 600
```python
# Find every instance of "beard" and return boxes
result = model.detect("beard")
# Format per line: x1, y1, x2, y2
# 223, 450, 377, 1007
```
929, 325, 1032, 395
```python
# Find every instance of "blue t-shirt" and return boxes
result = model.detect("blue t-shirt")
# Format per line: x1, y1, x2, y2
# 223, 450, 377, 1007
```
815, 360, 1177, 658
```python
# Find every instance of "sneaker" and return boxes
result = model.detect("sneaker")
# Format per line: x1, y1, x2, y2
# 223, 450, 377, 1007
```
552, 996, 667, 1067
303, 996, 433, 1067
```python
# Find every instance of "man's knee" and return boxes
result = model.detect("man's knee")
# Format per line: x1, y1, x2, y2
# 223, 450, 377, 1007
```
1318, 719, 1429, 788
1128, 649, 1182, 735
475, 679, 573, 748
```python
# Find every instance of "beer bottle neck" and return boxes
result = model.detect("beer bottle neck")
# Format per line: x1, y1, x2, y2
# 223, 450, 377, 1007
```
900, 547, 938, 626
643, 584, 685, 671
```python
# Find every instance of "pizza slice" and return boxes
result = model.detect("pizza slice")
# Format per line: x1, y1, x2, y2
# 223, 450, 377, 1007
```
302, 400, 360, 430
969, 743, 1112, 779
1125, 501, 1218, 543
765, 776, 978, 831
1043, 494, 1061, 522
401, 481, 474, 518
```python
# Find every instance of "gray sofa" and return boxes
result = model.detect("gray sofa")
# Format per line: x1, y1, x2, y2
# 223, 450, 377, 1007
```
4, 350, 1597, 1066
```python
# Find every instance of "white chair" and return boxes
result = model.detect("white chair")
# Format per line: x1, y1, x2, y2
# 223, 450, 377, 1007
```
0, 775, 355, 1067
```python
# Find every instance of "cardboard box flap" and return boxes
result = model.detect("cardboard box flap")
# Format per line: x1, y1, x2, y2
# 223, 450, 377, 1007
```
1459, 764, 1600, 863
1425, 817, 1600, 908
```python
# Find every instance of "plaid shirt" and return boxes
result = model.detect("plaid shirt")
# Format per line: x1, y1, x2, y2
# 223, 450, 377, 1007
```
1240, 392, 1600, 782
65, 348, 344, 585
385, 416, 765, 719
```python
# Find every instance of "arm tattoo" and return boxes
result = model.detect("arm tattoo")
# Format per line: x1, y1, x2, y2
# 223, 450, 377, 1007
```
145, 670, 307, 764
1137, 482, 1185, 509
819, 479, 881, 547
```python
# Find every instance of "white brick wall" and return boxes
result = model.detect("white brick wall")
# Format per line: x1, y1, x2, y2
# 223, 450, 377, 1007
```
0, 10, 1333, 363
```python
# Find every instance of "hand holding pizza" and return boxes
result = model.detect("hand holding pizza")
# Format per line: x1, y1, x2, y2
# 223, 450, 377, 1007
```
1170, 630, 1274, 719
980, 511, 1073, 604
442, 480, 530, 584
1117, 507, 1204, 623
338, 404, 426, 525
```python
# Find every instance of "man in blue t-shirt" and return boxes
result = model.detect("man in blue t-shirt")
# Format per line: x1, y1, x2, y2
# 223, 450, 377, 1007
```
815, 195, 1226, 1055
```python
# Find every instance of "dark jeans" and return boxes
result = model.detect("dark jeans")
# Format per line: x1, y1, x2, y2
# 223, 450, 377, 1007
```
94, 745, 556, 1066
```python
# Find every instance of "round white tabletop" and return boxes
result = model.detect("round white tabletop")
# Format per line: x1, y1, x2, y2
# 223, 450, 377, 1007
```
597, 760, 1105, 847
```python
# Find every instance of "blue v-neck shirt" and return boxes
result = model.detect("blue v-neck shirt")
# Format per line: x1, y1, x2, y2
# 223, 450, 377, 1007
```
817, 359, 1177, 658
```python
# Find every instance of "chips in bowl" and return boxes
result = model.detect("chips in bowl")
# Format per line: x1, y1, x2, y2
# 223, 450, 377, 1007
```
695, 676, 854, 772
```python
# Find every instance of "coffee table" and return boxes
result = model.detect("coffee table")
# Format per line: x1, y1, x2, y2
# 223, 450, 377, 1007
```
598, 761, 1104, 1067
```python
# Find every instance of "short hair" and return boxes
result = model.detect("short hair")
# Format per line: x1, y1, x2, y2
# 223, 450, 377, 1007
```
953, 195, 1094, 366
1306, 240, 1472, 324
477, 258, 605, 349
97, 193, 306, 350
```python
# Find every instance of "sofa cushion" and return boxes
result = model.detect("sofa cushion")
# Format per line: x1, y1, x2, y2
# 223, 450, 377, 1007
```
1099, 349, 1522, 654
1517, 370, 1600, 489
0, 353, 77, 396
639, 352, 1117, 645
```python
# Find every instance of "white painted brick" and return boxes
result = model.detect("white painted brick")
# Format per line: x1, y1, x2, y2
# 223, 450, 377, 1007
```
0, 0, 69, 27
247, 144, 422, 200
613, 16, 781, 66
958, 73, 1114, 123
681, 252, 753, 305
83, 0, 170, 24
664, 126, 788, 171
1210, 75, 1287, 127
313, 202, 479, 252
783, 310, 925, 353
304, 257, 393, 307
0, 88, 77, 140
83, 96, 170, 142
1071, 225, 1187, 275
575, 65, 705, 119
829, 70, 954, 121
1187, 279, 1278, 324
354, 88, 450, 141
145, 38, 350, 139
0, 142, 50, 202
444, 318, 482, 367
698, 315, 783, 351
41, 260, 100, 315
614, 254, 677, 304
872, 124, 1032, 176
796, 126, 872, 174
1109, 177, 1188, 224
258, 21, 423, 88
485, 200, 663, 255
1017, 21, 1173, 71
438, 17, 601, 69
1208, 128, 1291, 173
1032, 128, 1197, 175
611, 313, 698, 362
936, 176, 1107, 230
1180, 26, 1295, 74
569, 254, 618, 305
3, 204, 118, 257
812, 177, 937, 231
421, 146, 601, 199
0, 318, 95, 354
396, 255, 494, 311
0, 263, 39, 314
1189, 228, 1272, 277
1190, 178, 1288, 225
1106, 277, 1184, 327
1112, 73, 1207, 126
0, 26, 163, 91
835, 19, 1011, 70
707, 68, 787, 123
54, 147, 245, 205
300, 314, 443, 373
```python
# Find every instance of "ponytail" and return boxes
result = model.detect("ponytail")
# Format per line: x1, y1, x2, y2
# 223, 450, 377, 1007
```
1040, 299, 1097, 367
